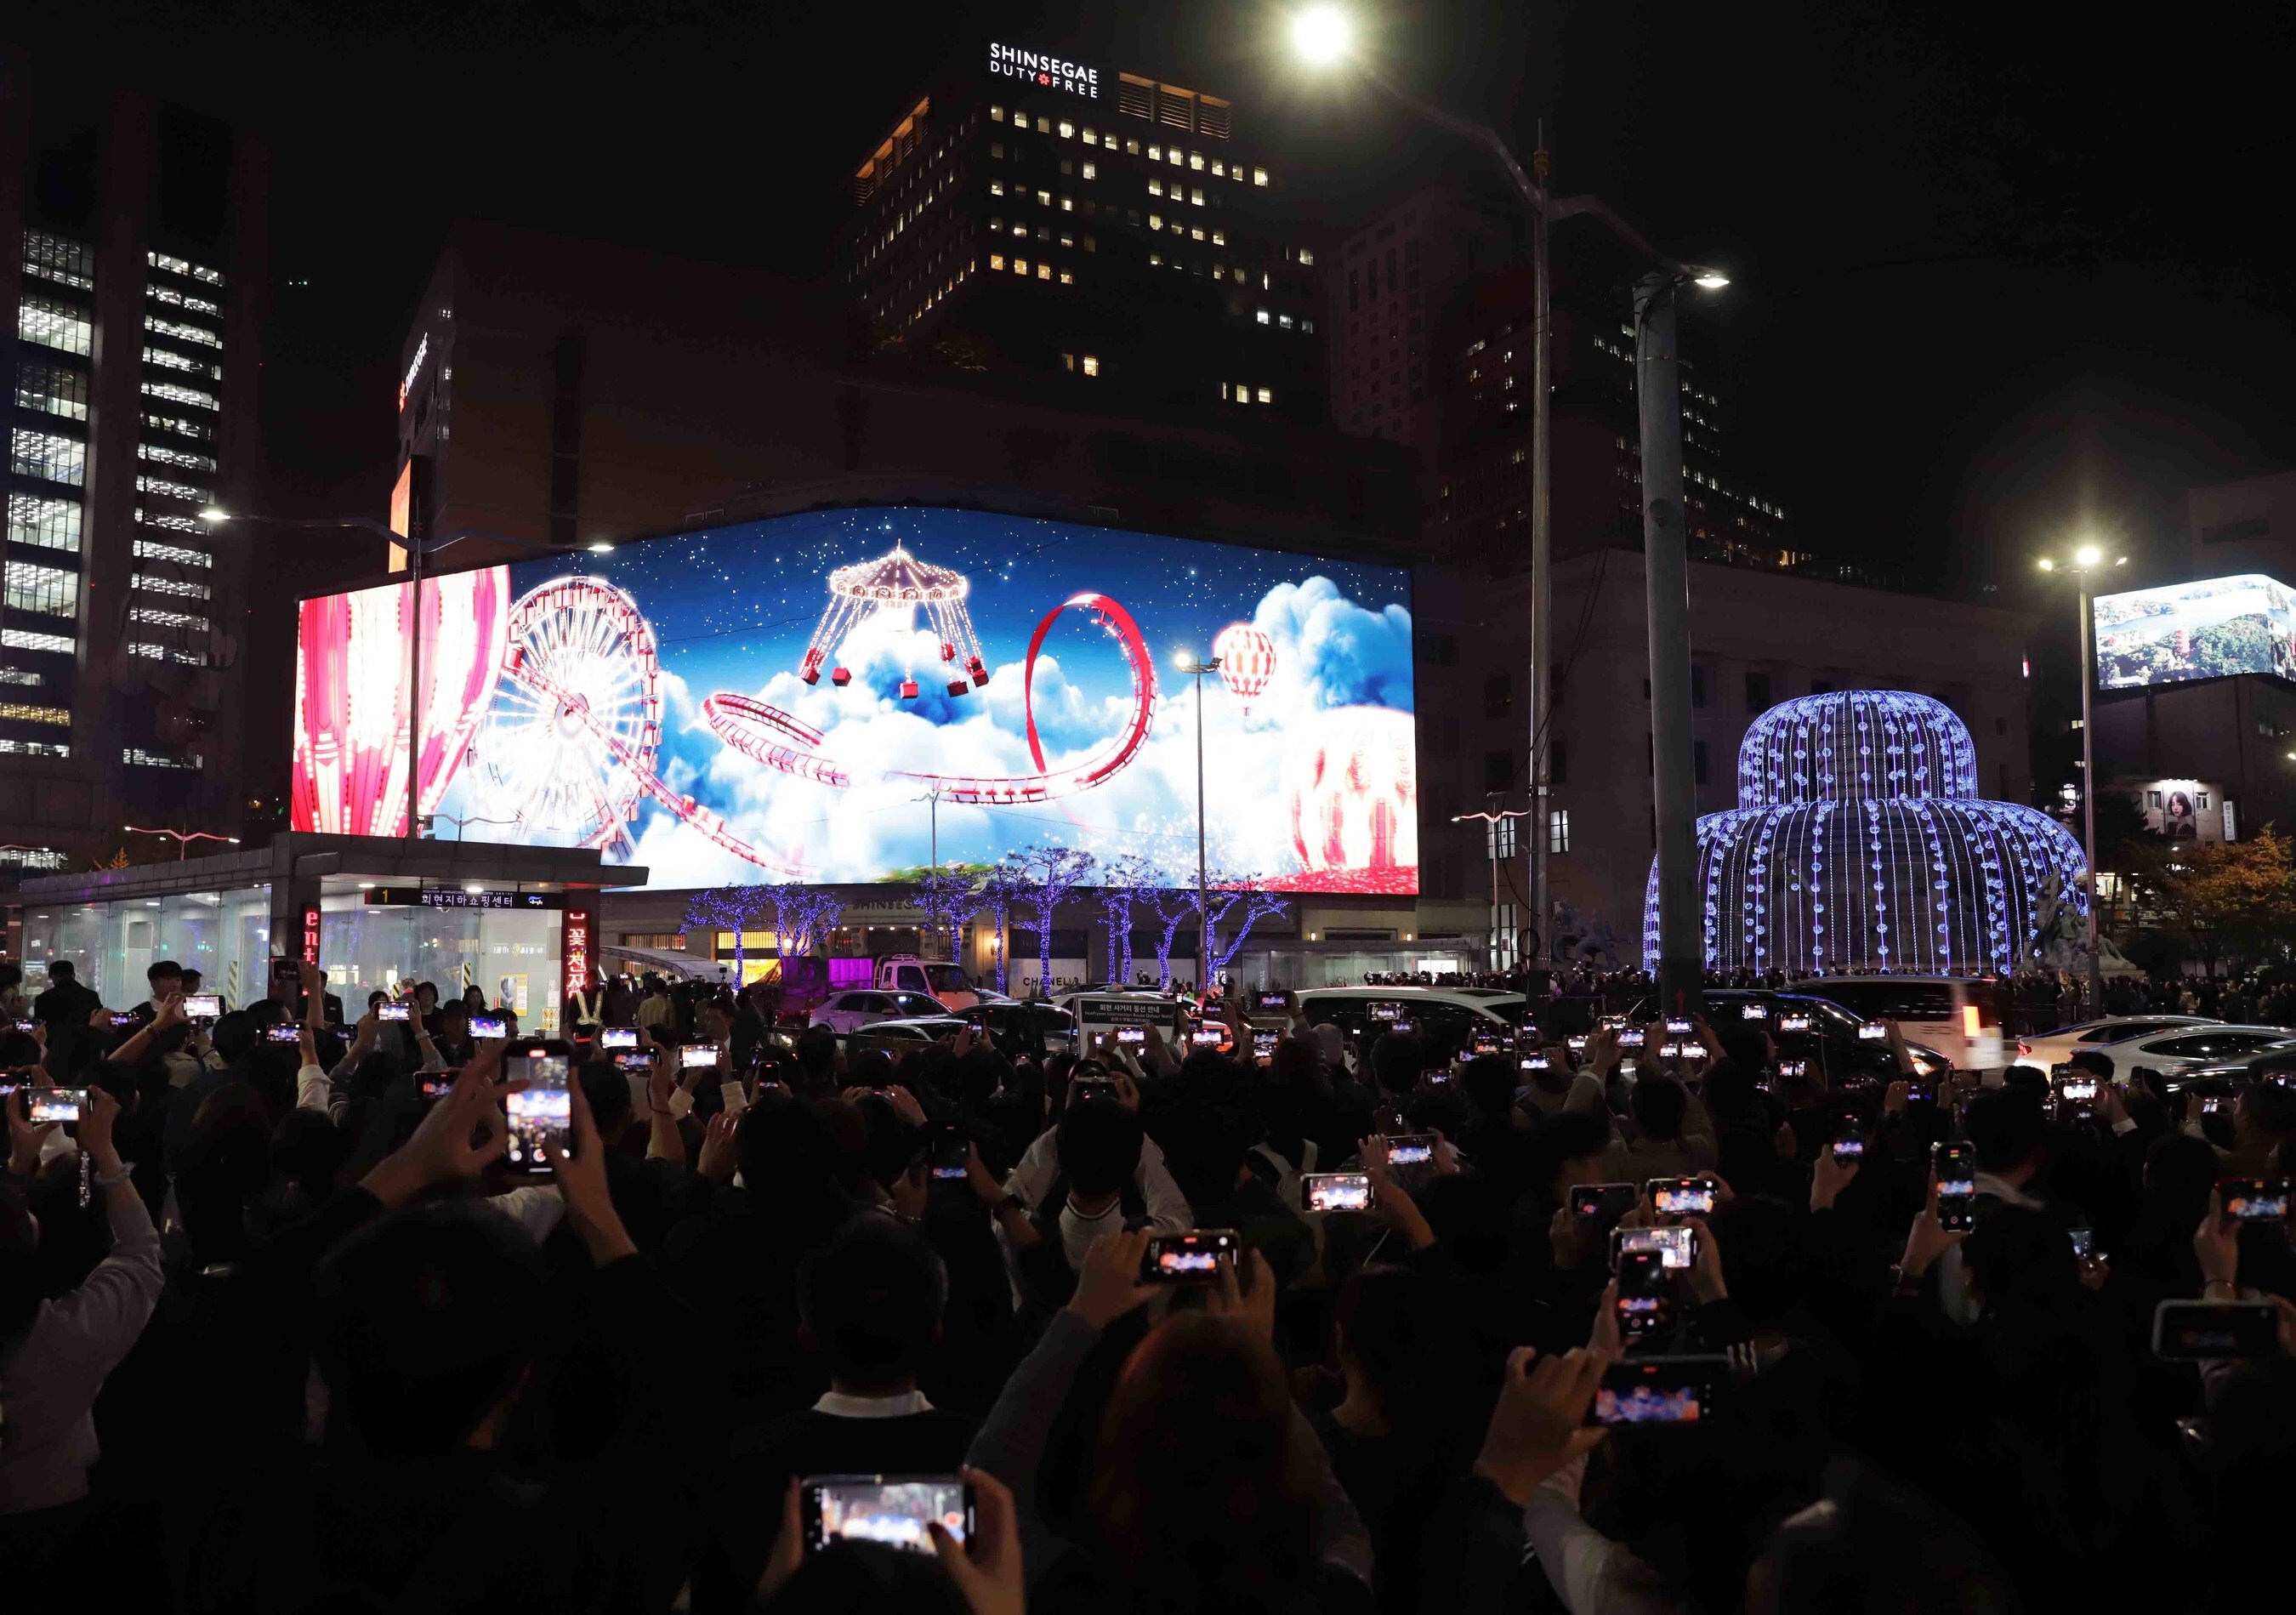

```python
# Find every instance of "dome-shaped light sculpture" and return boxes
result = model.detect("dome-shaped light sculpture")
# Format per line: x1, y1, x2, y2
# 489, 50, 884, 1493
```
1644, 690, 2088, 975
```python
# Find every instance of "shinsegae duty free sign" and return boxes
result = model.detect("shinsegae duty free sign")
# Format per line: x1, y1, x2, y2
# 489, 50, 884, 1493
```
987, 43, 1100, 98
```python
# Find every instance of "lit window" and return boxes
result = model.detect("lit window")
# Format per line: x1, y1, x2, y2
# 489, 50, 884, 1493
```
1059, 269, 1074, 284
14, 362, 88, 421
1059, 120, 1074, 138
1013, 111, 1030, 129
135, 474, 207, 503
1279, 314, 1294, 329
122, 746, 202, 768
1255, 387, 1273, 403
1060, 196, 1073, 212
1299, 246, 1316, 266
1190, 187, 1204, 206
1232, 267, 1244, 283
1148, 253, 1162, 266
127, 605, 207, 630
1083, 127, 1097, 145
1189, 151, 1204, 170
18, 295, 92, 356
1061, 353, 1075, 371
1037, 189, 1051, 206
132, 572, 210, 600
0, 702, 69, 726
1082, 161, 1096, 179
1234, 378, 1249, 399
1149, 213, 1162, 230
1060, 231, 1076, 247
1013, 223, 1027, 236
4, 559, 79, 617
1212, 159, 1226, 176
21, 230, 94, 289
1253, 168, 1270, 185
1082, 355, 1100, 377
1255, 309, 1270, 325
1125, 138, 1140, 153
0, 668, 38, 686
1211, 229, 1225, 246
9, 428, 84, 487
133, 538, 211, 568
143, 346, 221, 379
1168, 147, 1183, 166
137, 442, 218, 473
990, 179, 1004, 196
2, 627, 76, 656
7, 493, 81, 554
145, 313, 221, 348
1147, 144, 1161, 160
1549, 810, 1571, 854
143, 412, 213, 441
141, 378, 219, 412
1149, 177, 1163, 196
990, 254, 1006, 270
1037, 263, 1051, 280
147, 249, 222, 286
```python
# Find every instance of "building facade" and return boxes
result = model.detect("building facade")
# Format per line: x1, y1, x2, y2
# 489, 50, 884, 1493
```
0, 46, 267, 867
836, 40, 1327, 421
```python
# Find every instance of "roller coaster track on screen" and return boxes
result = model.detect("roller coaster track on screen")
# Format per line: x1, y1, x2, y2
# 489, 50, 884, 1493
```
702, 590, 1158, 806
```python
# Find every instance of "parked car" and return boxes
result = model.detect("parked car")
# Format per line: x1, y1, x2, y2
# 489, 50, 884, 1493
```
809, 988, 950, 1034
2064, 1023, 2296, 1080
2011, 1015, 2221, 1073
1293, 986, 1528, 1057
1794, 975, 2014, 1072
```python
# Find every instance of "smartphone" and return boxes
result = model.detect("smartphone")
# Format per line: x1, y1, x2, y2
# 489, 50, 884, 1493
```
2057, 1078, 2099, 1103
1857, 1021, 1889, 1042
28, 1087, 88, 1123
1611, 1224, 1696, 1271
1390, 1019, 1416, 1037
2068, 1227, 2094, 1260
1648, 1178, 1716, 1216
1618, 1029, 1646, 1049
613, 1049, 653, 1075
1616, 1249, 1670, 1338
1934, 1142, 1979, 1231
1741, 1003, 1770, 1021
9, 1019, 31, 1033
1589, 1356, 1728, 1425
1831, 1121, 1866, 1164
1471, 1032, 1502, 1057
799, 1474, 974, 1555
1778, 1059, 1809, 1079
930, 1134, 971, 1181
679, 1043, 719, 1071
1566, 1034, 1589, 1053
1252, 1029, 1278, 1066
600, 1026, 638, 1049
184, 993, 222, 1021
1659, 1041, 1688, 1059
1142, 1228, 1239, 1282
1257, 991, 1291, 1011
109, 1012, 139, 1028
468, 1015, 507, 1040
1571, 1182, 1639, 1221
418, 1069, 458, 1100
1522, 1053, 1552, 1071
1665, 1016, 1693, 1037
1190, 1027, 1224, 1047
1116, 1026, 1145, 1045
2152, 1299, 2282, 1361
1382, 1134, 1435, 1167
2201, 1095, 2230, 1116
1906, 1078, 1935, 1104
2219, 1177, 2293, 1220
378, 1002, 412, 1024
1778, 1014, 1811, 1034
1302, 1172, 1375, 1213
1369, 1002, 1401, 1023
264, 1023, 302, 1044
503, 1058, 571, 1173
1070, 1078, 1117, 1103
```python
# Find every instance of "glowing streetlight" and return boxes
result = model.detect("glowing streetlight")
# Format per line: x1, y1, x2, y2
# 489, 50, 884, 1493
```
2075, 543, 2103, 567
1290, 6, 1353, 65
2035, 541, 2128, 1016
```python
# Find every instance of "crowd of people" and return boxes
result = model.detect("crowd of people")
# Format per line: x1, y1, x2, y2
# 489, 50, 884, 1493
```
1, 950, 2292, 1612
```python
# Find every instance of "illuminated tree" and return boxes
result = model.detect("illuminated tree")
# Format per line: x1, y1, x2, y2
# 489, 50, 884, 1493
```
684, 884, 766, 977
910, 867, 987, 966
979, 862, 1031, 994
1202, 874, 1290, 978
764, 884, 845, 962
998, 844, 1098, 996
1094, 853, 1162, 986
1148, 882, 1198, 992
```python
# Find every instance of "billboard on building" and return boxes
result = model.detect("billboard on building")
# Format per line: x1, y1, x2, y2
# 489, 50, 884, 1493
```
2129, 779, 2236, 844
291, 507, 1417, 893
2093, 572, 2296, 688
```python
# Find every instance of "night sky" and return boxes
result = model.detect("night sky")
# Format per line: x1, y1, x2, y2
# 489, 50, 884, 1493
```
20, 0, 2296, 606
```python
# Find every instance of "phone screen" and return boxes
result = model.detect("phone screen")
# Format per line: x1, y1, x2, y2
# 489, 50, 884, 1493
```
28, 1088, 87, 1123
2068, 1228, 2094, 1260
600, 1026, 638, 1049
1665, 1017, 1692, 1036
1616, 1249, 1669, 1336
1832, 1126, 1866, 1163
264, 1023, 302, 1044
1116, 1026, 1145, 1044
1648, 1179, 1716, 1216
1142, 1229, 1238, 1281
2153, 1300, 2281, 1360
680, 1044, 719, 1071
503, 1059, 570, 1171
930, 1136, 971, 1180
614, 1050, 653, 1074
1778, 1059, 1808, 1078
1566, 1035, 1589, 1052
1614, 1224, 1696, 1270
468, 1015, 507, 1039
1779, 1015, 1811, 1033
378, 1002, 411, 1023
1302, 1172, 1373, 1213
1383, 1134, 1434, 1166
1857, 1022, 1889, 1041
2059, 1078, 2098, 1102
1369, 1002, 1400, 1023
110, 1012, 139, 1028
1741, 1004, 1770, 1021
1191, 1028, 1224, 1047
1522, 1053, 1552, 1071
1590, 1357, 1727, 1425
1618, 1029, 1646, 1048
2221, 1178, 2293, 1220
1935, 1143, 1978, 1231
1257, 992, 1289, 1011
801, 1476, 973, 1555
1252, 1030, 1278, 1064
419, 1069, 458, 1099
1571, 1183, 1636, 1220
184, 993, 222, 1021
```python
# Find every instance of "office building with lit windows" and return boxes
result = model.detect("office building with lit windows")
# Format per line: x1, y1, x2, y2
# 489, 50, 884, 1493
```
835, 40, 1327, 419
0, 46, 268, 864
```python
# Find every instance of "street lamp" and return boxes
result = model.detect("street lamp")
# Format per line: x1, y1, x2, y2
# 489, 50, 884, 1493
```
123, 823, 240, 862
1452, 805, 1532, 970
1289, 13, 1729, 1006
1174, 649, 1224, 989
2037, 545, 2128, 1015
201, 509, 613, 843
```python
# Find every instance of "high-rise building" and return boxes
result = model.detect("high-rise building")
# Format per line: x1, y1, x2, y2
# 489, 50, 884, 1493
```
0, 46, 268, 866
834, 40, 1327, 420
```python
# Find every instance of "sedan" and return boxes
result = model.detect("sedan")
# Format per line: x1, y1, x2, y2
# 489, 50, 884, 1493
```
808, 989, 950, 1034
2011, 1015, 2220, 1072
2077, 1024, 2296, 1079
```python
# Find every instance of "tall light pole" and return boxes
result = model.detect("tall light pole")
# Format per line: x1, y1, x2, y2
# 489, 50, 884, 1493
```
201, 508, 611, 842
1287, 8, 1728, 993
1174, 650, 1223, 989
1452, 805, 1532, 970
2037, 545, 2127, 1015
123, 824, 240, 862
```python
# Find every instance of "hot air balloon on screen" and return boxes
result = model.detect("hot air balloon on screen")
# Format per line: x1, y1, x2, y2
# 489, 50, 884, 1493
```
1212, 622, 1276, 714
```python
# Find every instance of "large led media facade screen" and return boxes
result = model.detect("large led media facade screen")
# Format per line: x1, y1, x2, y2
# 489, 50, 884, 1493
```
291, 507, 1418, 893
2094, 572, 2296, 689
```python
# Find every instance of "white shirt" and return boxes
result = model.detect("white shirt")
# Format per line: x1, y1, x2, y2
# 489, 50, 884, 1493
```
814, 1388, 935, 1419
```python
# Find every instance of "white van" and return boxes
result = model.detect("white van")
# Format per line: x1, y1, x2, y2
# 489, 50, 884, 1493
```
1794, 975, 2010, 1073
